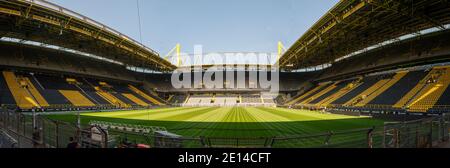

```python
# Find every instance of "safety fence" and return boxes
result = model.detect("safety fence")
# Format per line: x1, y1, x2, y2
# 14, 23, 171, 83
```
1, 106, 449, 148
197, 115, 449, 148
0, 106, 80, 148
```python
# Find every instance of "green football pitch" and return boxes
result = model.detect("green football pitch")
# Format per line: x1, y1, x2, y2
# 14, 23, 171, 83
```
48, 107, 384, 139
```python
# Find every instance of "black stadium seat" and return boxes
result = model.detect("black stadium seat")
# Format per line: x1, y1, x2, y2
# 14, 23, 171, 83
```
0, 73, 16, 105
309, 80, 353, 104
435, 85, 450, 106
368, 70, 428, 105
25, 74, 71, 105
297, 83, 333, 104
331, 76, 380, 105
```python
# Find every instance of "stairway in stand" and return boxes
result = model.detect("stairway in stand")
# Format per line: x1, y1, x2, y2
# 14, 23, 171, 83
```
2, 71, 49, 109
407, 67, 450, 112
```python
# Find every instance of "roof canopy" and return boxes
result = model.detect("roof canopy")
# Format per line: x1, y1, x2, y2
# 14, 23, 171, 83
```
279, 0, 450, 70
0, 0, 176, 72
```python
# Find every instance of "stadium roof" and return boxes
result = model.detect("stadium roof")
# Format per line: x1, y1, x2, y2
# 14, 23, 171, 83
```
279, 0, 450, 71
0, 0, 176, 72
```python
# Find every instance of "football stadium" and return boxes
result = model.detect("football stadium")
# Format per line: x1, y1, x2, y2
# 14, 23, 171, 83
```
1, 0, 450, 149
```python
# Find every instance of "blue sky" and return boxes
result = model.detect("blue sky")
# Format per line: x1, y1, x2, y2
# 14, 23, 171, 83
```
48, 0, 338, 55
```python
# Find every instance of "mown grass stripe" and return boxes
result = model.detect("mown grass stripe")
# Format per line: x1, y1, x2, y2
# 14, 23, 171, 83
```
83, 107, 194, 118
255, 107, 327, 133
246, 107, 305, 135
46, 107, 385, 147
157, 107, 219, 121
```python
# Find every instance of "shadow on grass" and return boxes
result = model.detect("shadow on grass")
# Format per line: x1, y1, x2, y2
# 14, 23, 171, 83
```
47, 114, 384, 138
44, 114, 390, 148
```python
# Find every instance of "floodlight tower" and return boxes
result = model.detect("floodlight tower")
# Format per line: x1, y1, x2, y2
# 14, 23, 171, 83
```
277, 41, 287, 66
164, 43, 182, 67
